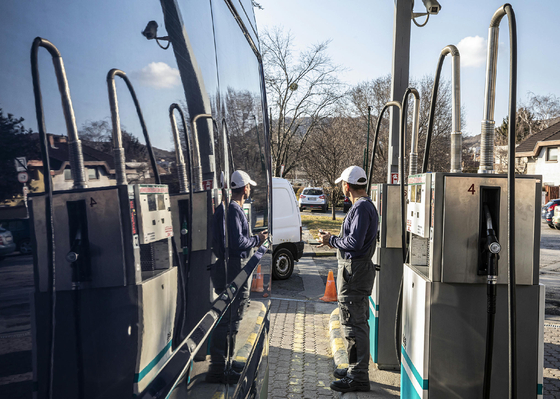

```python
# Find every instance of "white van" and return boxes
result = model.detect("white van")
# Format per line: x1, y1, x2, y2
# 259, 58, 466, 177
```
271, 177, 305, 279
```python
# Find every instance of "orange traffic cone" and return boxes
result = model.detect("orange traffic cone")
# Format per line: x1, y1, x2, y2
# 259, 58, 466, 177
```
251, 272, 257, 291
320, 270, 337, 302
252, 265, 264, 293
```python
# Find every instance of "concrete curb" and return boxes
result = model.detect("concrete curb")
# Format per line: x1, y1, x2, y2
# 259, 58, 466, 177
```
328, 308, 401, 398
235, 302, 266, 364
329, 307, 349, 372
312, 252, 337, 257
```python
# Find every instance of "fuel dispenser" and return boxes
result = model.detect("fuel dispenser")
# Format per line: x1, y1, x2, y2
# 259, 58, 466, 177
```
401, 172, 544, 398
168, 103, 192, 348
366, 89, 419, 369
167, 107, 223, 350
400, 6, 545, 398
29, 41, 177, 398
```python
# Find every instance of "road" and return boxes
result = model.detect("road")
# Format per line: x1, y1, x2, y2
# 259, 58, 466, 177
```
539, 221, 560, 321
0, 254, 33, 399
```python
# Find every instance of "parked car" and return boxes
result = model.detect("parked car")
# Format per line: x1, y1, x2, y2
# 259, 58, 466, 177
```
0, 218, 32, 254
0, 227, 16, 260
299, 187, 329, 212
271, 178, 305, 279
543, 199, 560, 228
343, 196, 352, 213
553, 206, 560, 230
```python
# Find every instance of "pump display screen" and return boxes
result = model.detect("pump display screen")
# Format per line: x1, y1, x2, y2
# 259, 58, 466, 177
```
148, 194, 157, 211
158, 195, 166, 211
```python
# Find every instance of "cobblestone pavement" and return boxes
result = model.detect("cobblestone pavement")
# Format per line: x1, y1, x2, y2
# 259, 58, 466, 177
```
268, 298, 339, 399
268, 295, 560, 399
544, 323, 560, 398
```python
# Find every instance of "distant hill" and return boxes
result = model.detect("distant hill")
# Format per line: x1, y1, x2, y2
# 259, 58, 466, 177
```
463, 134, 480, 148
152, 147, 175, 161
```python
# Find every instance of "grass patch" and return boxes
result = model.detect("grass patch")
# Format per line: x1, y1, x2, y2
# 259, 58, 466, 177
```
301, 214, 344, 240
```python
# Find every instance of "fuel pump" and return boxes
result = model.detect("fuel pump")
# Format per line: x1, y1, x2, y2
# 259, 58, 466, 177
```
29, 41, 177, 398
400, 6, 545, 398
367, 101, 402, 370
173, 113, 224, 353
168, 103, 193, 348
365, 87, 419, 369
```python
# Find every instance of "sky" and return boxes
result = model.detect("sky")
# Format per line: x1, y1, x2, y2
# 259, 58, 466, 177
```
254, 0, 560, 137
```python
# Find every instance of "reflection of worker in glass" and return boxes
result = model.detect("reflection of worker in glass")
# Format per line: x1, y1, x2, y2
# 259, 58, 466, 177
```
318, 166, 378, 393
206, 170, 267, 384
229, 170, 268, 262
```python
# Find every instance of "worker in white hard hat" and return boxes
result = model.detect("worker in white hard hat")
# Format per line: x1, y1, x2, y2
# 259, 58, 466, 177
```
207, 170, 267, 384
318, 165, 379, 393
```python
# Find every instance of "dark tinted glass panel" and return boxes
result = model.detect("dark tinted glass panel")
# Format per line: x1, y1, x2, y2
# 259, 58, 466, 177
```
303, 189, 323, 195
1, 1, 268, 398
211, 1, 270, 397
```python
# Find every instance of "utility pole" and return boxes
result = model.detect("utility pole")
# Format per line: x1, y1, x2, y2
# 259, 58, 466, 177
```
387, 0, 412, 184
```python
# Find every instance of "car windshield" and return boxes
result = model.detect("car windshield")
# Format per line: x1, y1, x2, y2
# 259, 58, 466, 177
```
303, 189, 323, 196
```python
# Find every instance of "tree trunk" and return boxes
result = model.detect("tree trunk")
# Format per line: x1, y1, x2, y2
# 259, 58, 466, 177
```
331, 190, 336, 220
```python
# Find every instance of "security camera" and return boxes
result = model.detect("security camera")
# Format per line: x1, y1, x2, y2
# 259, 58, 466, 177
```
142, 21, 159, 40
422, 0, 441, 15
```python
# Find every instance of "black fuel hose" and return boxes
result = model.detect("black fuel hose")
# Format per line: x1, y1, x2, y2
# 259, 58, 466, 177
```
106, 69, 161, 184
504, 5, 518, 397
169, 104, 194, 345
394, 87, 418, 364
31, 37, 62, 399
366, 102, 402, 196
483, 204, 499, 399
421, 53, 446, 173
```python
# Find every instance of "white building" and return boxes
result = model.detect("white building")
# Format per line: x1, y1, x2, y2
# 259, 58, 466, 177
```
516, 121, 560, 187
28, 134, 158, 192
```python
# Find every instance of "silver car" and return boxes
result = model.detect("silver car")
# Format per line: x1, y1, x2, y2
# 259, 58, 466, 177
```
299, 187, 329, 212
0, 227, 16, 260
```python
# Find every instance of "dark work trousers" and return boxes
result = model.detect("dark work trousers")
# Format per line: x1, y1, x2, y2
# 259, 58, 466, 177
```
336, 249, 376, 382
208, 257, 250, 371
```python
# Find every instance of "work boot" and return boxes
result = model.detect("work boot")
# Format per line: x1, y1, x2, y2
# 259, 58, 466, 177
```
232, 360, 245, 373
330, 377, 370, 393
205, 367, 241, 384
333, 367, 347, 379
223, 369, 241, 384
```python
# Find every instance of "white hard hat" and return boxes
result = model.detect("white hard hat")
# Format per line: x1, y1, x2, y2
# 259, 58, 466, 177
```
335, 166, 368, 185
231, 170, 257, 188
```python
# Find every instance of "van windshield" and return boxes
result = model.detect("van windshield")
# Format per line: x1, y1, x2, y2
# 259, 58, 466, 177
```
303, 189, 323, 196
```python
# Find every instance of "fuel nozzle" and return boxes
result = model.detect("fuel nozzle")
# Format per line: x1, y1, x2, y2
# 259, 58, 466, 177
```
485, 227, 500, 281
66, 227, 82, 264
483, 204, 501, 280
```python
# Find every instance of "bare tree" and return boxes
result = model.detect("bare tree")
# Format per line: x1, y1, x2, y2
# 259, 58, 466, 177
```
494, 92, 560, 173
415, 75, 465, 173
349, 76, 392, 183
261, 27, 345, 177
300, 114, 363, 219
526, 92, 560, 129
79, 119, 152, 183
348, 74, 462, 181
